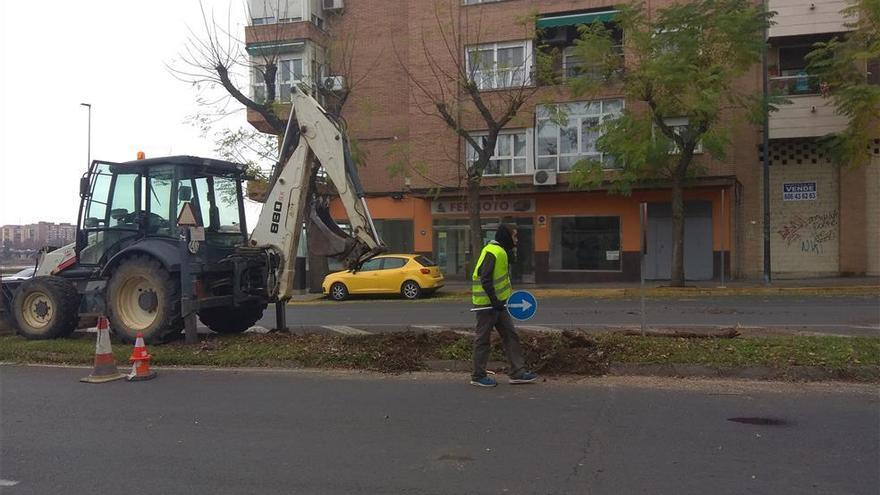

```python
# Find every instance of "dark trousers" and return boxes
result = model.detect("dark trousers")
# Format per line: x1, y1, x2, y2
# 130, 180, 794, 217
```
473, 308, 526, 379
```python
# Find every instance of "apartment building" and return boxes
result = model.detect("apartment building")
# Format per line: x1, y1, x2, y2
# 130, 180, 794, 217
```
244, 0, 878, 281
0, 222, 76, 250
765, 0, 879, 277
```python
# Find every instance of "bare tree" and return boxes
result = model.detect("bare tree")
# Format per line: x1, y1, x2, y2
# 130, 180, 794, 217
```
393, 0, 550, 266
171, 1, 380, 291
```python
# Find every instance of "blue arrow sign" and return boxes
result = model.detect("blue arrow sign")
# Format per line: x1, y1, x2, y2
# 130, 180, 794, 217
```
506, 290, 537, 321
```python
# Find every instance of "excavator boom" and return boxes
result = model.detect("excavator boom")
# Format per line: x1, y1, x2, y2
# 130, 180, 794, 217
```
249, 87, 385, 301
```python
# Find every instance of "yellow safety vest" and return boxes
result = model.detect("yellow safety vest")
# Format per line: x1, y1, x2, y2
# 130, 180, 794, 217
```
472, 242, 512, 305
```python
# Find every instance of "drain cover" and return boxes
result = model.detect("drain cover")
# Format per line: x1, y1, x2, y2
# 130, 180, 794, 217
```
727, 417, 790, 426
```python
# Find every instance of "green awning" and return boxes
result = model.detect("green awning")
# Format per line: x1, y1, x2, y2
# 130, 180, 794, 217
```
536, 10, 619, 29
246, 40, 305, 56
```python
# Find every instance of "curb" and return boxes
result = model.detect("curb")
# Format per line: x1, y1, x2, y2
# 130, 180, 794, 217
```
288, 286, 879, 304
605, 363, 880, 382
421, 360, 880, 382
440, 286, 880, 299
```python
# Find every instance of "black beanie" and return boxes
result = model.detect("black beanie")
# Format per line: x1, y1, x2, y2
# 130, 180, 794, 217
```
494, 223, 516, 251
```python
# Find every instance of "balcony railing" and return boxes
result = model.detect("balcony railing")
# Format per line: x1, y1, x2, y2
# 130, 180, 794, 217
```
769, 73, 821, 96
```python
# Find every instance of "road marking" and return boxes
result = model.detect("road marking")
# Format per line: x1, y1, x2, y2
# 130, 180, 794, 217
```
322, 325, 371, 335
0, 479, 20, 487
519, 325, 561, 333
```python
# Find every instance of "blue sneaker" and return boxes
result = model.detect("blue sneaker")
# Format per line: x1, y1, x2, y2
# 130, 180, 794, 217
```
470, 376, 498, 387
509, 371, 538, 384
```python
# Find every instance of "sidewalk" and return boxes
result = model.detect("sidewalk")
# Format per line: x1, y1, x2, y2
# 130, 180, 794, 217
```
291, 276, 880, 302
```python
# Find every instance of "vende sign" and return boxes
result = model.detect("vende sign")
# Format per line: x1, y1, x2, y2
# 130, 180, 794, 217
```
432, 198, 535, 215
783, 182, 817, 201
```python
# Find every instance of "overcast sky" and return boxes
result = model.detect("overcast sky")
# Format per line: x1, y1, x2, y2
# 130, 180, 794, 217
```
0, 0, 254, 226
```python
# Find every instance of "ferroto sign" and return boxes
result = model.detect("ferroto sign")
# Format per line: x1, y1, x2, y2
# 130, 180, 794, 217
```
431, 198, 535, 215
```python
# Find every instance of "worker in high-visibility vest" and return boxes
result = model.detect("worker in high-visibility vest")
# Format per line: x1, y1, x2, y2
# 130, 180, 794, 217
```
470, 223, 538, 387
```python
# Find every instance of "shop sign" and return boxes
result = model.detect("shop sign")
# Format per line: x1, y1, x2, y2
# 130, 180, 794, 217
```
783, 182, 817, 201
605, 250, 620, 261
431, 198, 535, 215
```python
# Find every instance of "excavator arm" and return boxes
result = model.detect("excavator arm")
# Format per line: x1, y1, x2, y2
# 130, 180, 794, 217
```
249, 87, 385, 301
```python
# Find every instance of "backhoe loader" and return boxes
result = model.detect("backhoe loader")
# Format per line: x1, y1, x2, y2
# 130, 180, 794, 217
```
0, 87, 385, 344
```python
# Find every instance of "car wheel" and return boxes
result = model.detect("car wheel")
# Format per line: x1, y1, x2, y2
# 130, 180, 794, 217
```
401, 280, 421, 300
329, 282, 348, 301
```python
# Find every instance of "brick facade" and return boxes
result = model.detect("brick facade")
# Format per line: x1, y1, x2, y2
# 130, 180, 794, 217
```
245, 0, 876, 280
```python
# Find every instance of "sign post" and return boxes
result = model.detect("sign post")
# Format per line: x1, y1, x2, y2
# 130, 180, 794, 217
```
719, 189, 726, 288
639, 202, 647, 337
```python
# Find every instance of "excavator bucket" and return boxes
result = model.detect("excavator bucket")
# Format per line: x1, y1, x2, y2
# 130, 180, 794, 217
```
305, 197, 356, 258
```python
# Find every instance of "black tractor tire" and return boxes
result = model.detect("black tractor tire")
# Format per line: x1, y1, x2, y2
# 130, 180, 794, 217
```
401, 280, 422, 300
12, 276, 81, 340
329, 282, 348, 301
198, 303, 267, 334
106, 255, 183, 345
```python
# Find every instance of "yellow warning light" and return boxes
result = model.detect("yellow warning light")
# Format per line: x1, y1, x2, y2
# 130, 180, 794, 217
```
136, 151, 146, 160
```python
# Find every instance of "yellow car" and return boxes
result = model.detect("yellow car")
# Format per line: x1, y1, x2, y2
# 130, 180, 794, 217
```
322, 254, 444, 301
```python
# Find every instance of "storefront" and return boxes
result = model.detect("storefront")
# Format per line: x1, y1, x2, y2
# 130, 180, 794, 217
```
332, 185, 733, 283
431, 199, 535, 282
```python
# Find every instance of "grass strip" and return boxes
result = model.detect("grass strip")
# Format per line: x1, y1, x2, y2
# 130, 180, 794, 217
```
0, 332, 878, 379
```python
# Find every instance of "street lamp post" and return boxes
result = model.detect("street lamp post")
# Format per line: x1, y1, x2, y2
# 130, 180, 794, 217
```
80, 103, 91, 168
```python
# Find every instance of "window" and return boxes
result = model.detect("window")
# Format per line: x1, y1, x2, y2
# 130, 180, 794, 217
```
550, 216, 620, 271
249, 0, 303, 25
382, 257, 407, 270
771, 45, 819, 95
467, 131, 530, 176
84, 164, 112, 227
358, 258, 383, 272
279, 59, 304, 101
252, 57, 304, 103
108, 173, 141, 228
536, 99, 623, 172
466, 41, 533, 90
560, 31, 623, 81
373, 219, 413, 253
414, 256, 437, 267
660, 117, 703, 154
189, 177, 242, 234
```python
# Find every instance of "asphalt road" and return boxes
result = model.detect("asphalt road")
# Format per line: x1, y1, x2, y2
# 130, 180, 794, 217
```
254, 295, 880, 336
1, 366, 877, 495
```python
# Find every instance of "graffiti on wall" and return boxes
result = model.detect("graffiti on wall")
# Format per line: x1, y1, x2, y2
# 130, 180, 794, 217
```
777, 210, 839, 255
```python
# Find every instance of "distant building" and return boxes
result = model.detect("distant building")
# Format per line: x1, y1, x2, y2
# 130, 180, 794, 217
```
1, 222, 76, 250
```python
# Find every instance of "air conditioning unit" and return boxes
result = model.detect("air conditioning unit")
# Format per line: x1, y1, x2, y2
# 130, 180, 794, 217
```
322, 75, 345, 92
323, 0, 344, 11
533, 170, 557, 186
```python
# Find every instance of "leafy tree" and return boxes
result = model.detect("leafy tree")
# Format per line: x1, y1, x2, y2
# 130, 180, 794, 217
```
567, 0, 772, 286
807, 0, 880, 168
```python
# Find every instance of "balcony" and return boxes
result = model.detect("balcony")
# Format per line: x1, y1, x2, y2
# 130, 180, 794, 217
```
768, 0, 852, 38
770, 73, 821, 96
768, 75, 847, 139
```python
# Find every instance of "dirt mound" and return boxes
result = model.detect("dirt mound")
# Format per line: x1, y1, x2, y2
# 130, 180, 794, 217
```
520, 330, 608, 375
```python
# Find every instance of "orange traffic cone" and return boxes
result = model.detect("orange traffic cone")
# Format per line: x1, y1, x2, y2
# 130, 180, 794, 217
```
127, 332, 157, 381
80, 316, 126, 384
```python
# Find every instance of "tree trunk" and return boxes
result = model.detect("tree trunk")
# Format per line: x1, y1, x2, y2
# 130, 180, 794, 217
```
670, 175, 686, 287
467, 177, 483, 277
